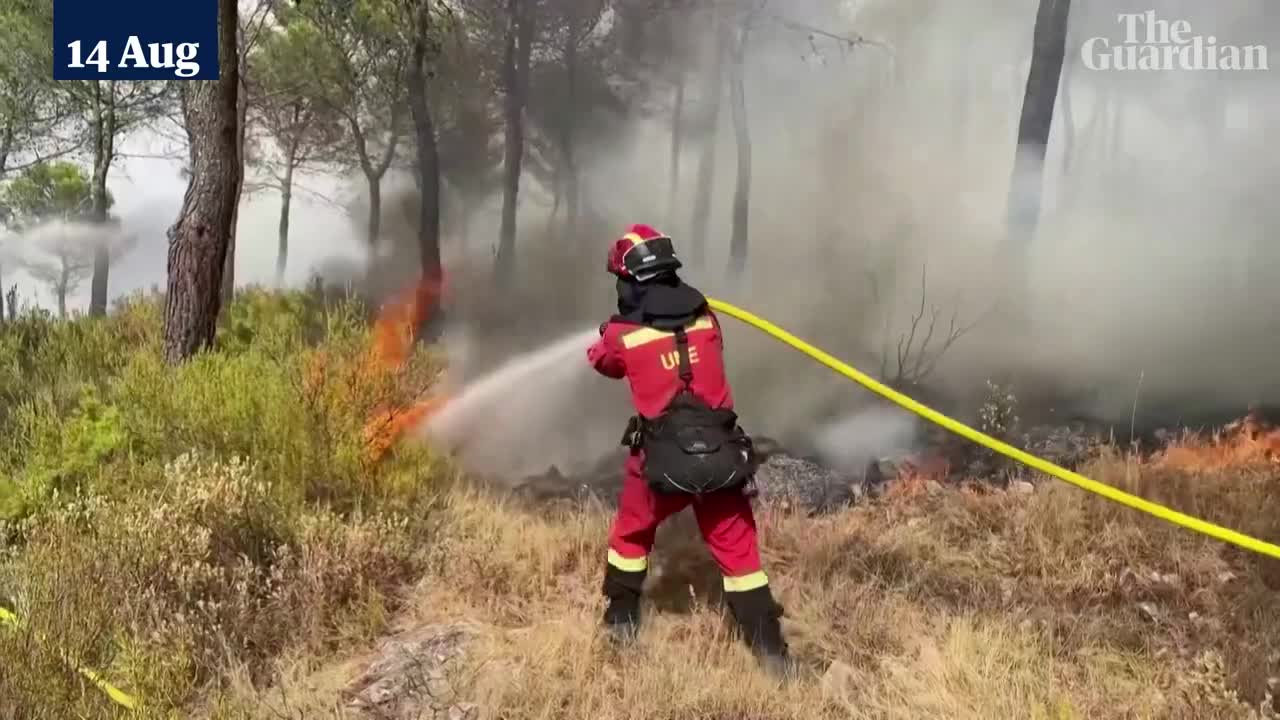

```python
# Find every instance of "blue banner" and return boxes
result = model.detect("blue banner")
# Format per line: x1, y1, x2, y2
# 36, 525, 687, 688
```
53, 0, 219, 80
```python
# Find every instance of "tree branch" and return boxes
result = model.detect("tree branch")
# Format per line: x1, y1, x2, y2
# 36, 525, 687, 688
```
763, 11, 891, 52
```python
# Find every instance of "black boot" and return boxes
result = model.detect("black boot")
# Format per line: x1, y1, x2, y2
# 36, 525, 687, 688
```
602, 563, 646, 644
725, 585, 795, 679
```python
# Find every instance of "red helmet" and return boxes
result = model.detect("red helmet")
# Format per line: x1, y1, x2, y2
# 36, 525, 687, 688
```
606, 223, 682, 282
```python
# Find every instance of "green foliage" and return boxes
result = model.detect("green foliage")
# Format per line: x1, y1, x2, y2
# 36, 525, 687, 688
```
0, 0, 66, 175
3, 391, 127, 518
217, 285, 327, 354
285, 0, 409, 150
0, 290, 453, 714
0, 160, 109, 225
247, 16, 346, 179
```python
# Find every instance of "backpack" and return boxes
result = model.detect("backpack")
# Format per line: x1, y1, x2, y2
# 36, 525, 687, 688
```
625, 326, 754, 495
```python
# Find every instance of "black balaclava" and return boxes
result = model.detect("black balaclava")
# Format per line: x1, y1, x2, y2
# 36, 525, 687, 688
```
613, 271, 708, 330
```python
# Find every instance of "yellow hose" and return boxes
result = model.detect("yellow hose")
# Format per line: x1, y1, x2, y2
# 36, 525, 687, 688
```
706, 297, 1280, 561
0, 604, 139, 710
0, 296, 1272, 713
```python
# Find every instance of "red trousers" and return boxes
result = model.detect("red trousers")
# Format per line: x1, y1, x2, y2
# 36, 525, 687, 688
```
607, 453, 768, 591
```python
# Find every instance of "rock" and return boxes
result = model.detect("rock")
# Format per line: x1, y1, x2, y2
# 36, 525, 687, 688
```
752, 454, 862, 514
1137, 602, 1160, 623
344, 624, 476, 719
1010, 480, 1035, 494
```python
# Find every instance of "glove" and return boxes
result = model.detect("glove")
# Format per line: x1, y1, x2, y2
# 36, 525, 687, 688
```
619, 416, 643, 449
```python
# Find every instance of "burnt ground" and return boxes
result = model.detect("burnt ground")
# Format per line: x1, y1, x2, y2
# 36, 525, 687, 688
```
502, 390, 1271, 515
505, 419, 1116, 515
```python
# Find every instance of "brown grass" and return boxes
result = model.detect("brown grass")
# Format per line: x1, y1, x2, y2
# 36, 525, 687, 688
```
210, 446, 1280, 720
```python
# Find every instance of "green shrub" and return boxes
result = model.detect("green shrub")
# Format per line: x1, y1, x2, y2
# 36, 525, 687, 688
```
1, 390, 128, 519
0, 289, 453, 717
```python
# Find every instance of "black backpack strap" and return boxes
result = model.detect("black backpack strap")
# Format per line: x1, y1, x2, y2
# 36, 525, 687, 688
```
673, 326, 693, 387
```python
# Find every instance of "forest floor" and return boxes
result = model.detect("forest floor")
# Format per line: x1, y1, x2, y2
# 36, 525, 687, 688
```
2, 291, 1278, 720
211, 427, 1280, 720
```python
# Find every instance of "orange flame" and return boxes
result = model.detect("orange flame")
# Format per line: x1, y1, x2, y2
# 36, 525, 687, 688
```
1154, 411, 1280, 473
887, 454, 951, 499
369, 270, 447, 372
364, 395, 451, 463
361, 270, 450, 462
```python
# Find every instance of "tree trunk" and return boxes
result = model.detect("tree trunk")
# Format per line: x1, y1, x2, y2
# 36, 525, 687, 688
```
1059, 56, 1075, 177
222, 72, 249, 304
689, 16, 724, 269
727, 18, 751, 277
56, 261, 69, 319
0, 122, 13, 177
349, 115, 399, 252
89, 80, 117, 317
275, 152, 295, 284
0, 264, 5, 325
163, 0, 241, 364
1006, 0, 1072, 247
459, 197, 472, 249
407, 0, 442, 301
223, 202, 239, 300
667, 73, 685, 229
495, 0, 530, 280
367, 175, 382, 248
560, 12, 581, 241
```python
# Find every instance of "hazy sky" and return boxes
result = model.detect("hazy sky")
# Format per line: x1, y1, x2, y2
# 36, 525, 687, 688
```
4, 128, 371, 314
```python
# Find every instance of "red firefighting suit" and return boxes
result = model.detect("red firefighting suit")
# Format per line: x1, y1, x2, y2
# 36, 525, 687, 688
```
587, 223, 789, 674
587, 313, 768, 588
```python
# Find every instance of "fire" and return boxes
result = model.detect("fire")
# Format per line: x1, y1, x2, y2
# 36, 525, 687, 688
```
369, 270, 447, 372
361, 270, 450, 462
1154, 411, 1280, 472
364, 395, 451, 463
887, 454, 951, 499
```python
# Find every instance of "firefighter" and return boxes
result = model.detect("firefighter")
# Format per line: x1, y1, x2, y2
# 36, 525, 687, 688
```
586, 223, 792, 677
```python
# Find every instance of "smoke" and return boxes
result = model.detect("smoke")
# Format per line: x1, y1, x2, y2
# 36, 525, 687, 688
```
416, 0, 1280, 478
7, 218, 136, 256
34, 0, 1273, 480
1, 219, 137, 305
420, 326, 626, 480
812, 406, 920, 473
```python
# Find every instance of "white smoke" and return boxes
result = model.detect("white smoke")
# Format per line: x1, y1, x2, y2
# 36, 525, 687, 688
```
813, 406, 920, 472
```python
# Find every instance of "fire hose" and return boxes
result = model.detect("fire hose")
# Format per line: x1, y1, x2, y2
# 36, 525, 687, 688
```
0, 604, 139, 710
4, 296, 1277, 714
706, 297, 1280, 561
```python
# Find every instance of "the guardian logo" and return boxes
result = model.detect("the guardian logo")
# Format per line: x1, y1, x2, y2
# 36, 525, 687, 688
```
1081, 11, 1268, 71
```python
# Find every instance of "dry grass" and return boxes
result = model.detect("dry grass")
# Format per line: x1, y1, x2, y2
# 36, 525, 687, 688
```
8, 292, 1276, 719
212, 444, 1280, 720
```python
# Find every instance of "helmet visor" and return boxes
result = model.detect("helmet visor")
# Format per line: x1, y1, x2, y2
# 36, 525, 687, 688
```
623, 235, 679, 279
